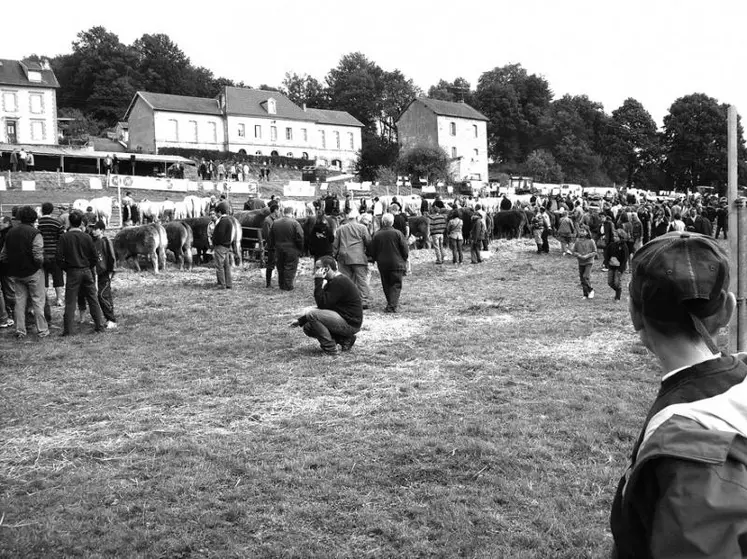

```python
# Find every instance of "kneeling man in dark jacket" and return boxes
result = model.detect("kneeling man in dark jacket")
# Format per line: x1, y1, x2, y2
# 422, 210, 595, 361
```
290, 255, 362, 356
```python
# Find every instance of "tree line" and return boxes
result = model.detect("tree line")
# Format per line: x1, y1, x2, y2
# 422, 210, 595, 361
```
33, 26, 746, 192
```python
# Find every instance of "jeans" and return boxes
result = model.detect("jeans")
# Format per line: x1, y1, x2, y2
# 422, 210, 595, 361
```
302, 308, 359, 352
64, 268, 104, 334
430, 234, 444, 263
338, 262, 371, 306
470, 241, 483, 263
214, 245, 233, 288
98, 273, 116, 323
607, 268, 623, 299
276, 250, 300, 291
379, 268, 404, 310
579, 263, 593, 296
12, 269, 48, 336
265, 250, 276, 286
448, 238, 463, 263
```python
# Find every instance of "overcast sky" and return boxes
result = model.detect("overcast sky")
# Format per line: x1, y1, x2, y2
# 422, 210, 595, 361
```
6, 0, 744, 128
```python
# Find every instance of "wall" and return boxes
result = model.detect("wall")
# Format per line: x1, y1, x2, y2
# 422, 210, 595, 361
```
127, 98, 156, 154
226, 115, 315, 158
314, 124, 361, 171
0, 86, 58, 145
436, 115, 488, 183
397, 102, 439, 151
153, 111, 225, 152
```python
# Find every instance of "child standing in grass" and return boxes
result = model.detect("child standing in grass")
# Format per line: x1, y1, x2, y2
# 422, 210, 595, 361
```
605, 229, 630, 302
571, 225, 597, 299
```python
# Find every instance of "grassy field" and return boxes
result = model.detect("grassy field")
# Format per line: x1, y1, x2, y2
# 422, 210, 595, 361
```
0, 237, 661, 558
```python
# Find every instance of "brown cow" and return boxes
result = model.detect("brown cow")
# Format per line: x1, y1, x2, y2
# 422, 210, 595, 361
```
113, 224, 167, 273
166, 221, 194, 270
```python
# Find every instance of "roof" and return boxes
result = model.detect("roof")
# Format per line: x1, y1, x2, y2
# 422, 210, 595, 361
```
125, 91, 222, 119
399, 97, 488, 122
304, 108, 364, 128
223, 87, 316, 121
90, 137, 127, 153
0, 142, 194, 165
0, 59, 59, 88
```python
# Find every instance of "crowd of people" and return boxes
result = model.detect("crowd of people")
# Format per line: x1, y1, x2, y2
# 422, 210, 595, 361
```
196, 159, 272, 182
0, 203, 117, 339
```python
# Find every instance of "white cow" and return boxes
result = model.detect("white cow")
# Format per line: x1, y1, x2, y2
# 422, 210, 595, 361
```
183, 195, 202, 218
89, 196, 115, 227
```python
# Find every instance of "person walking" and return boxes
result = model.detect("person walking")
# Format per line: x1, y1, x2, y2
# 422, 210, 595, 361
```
268, 206, 304, 291
606, 229, 630, 302
56, 210, 105, 336
333, 210, 372, 309
91, 221, 117, 328
0, 206, 49, 339
469, 212, 485, 264
571, 225, 597, 299
369, 213, 409, 313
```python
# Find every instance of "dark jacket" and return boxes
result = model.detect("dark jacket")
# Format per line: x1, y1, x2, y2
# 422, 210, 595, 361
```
370, 226, 409, 271
56, 229, 97, 270
94, 236, 116, 276
212, 215, 234, 247
313, 274, 362, 328
2, 223, 43, 278
610, 354, 747, 558
268, 216, 304, 256
308, 219, 334, 259
470, 215, 486, 245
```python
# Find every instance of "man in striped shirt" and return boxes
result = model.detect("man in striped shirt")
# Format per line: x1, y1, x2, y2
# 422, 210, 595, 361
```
427, 206, 447, 264
37, 202, 64, 313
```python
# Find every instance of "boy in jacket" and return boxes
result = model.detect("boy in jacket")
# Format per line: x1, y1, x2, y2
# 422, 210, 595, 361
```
610, 231, 747, 558
91, 221, 117, 328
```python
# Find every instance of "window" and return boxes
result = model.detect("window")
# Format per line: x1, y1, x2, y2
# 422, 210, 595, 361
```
348, 132, 354, 150
320, 130, 326, 148
30, 120, 45, 141
2, 91, 17, 112
451, 147, 457, 158
27, 71, 42, 82
189, 120, 198, 142
255, 150, 262, 156
450, 122, 456, 136
302, 152, 309, 159
286, 127, 293, 140
238, 123, 246, 137
167, 119, 178, 141
267, 98, 276, 114
301, 128, 307, 142
473, 124, 478, 138
334, 131, 340, 149
287, 152, 294, 157
209, 122, 217, 142
270, 126, 277, 141
254, 125, 261, 139
29, 93, 44, 114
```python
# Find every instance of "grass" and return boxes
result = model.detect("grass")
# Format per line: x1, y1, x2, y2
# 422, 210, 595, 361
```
0, 237, 661, 558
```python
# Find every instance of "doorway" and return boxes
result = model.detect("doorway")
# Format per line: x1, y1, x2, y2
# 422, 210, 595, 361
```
6, 120, 17, 144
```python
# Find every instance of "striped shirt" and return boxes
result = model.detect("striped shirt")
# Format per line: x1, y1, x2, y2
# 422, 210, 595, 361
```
428, 212, 447, 236
37, 215, 63, 259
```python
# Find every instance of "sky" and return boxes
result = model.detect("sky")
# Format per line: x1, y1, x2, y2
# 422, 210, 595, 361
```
5, 0, 745, 128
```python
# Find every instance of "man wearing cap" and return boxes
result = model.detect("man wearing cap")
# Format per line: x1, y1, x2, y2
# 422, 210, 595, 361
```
610, 231, 747, 558
333, 209, 372, 309
268, 206, 304, 291
211, 202, 234, 289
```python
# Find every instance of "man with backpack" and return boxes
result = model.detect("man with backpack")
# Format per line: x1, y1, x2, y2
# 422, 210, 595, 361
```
610, 231, 747, 557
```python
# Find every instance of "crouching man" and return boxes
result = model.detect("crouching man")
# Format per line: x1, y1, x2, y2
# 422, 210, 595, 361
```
290, 256, 362, 356
610, 231, 747, 558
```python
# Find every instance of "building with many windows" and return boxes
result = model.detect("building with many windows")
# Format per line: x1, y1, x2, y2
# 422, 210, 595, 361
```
124, 86, 364, 171
0, 58, 59, 145
396, 97, 489, 184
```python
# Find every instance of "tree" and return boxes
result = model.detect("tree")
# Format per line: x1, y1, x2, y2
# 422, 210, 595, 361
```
281, 72, 328, 108
524, 149, 564, 183
133, 33, 192, 95
663, 93, 747, 191
396, 145, 451, 184
379, 70, 420, 142
427, 78, 472, 104
602, 98, 660, 188
473, 64, 553, 165
355, 129, 399, 182
547, 95, 609, 184
326, 52, 384, 132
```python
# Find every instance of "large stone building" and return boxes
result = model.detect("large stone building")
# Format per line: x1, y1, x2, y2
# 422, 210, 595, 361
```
124, 86, 364, 171
0, 58, 59, 145
396, 98, 489, 184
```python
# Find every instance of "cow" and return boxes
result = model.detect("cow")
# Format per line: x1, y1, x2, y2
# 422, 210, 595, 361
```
72, 199, 89, 213
183, 195, 203, 218
181, 217, 212, 264
227, 216, 243, 266
493, 210, 528, 240
137, 200, 162, 224
165, 221, 194, 270
174, 201, 189, 220
235, 208, 271, 229
113, 223, 167, 273
89, 196, 115, 227
408, 215, 430, 248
